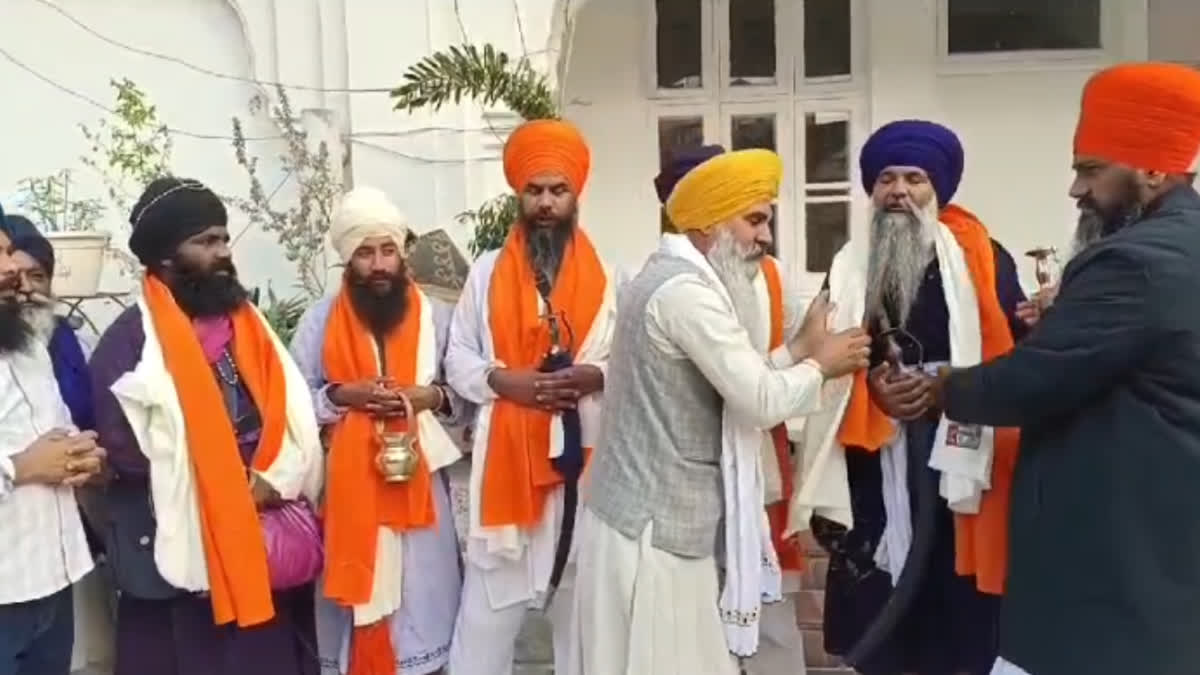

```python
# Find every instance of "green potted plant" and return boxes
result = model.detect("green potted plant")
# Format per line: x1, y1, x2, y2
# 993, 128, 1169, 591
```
15, 170, 111, 298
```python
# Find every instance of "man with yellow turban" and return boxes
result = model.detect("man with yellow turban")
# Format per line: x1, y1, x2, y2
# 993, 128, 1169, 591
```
289, 186, 467, 675
565, 148, 869, 674
925, 63, 1200, 675
443, 119, 617, 674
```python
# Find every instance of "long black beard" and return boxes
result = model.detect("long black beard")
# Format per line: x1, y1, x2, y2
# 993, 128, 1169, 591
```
347, 270, 411, 336
0, 299, 34, 354
164, 257, 249, 318
522, 218, 574, 292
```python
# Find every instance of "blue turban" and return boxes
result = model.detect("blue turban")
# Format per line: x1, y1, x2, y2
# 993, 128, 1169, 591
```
654, 144, 726, 204
859, 120, 964, 207
9, 217, 56, 277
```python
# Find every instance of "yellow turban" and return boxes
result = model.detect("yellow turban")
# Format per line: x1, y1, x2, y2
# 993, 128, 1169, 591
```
665, 149, 783, 232
502, 119, 591, 194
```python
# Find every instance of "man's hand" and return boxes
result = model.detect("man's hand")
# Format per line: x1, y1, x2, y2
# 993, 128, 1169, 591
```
398, 385, 443, 415
790, 290, 833, 362
534, 365, 604, 410
488, 368, 543, 408
489, 366, 603, 411
810, 328, 871, 378
1016, 284, 1059, 327
867, 362, 932, 420
329, 377, 397, 411
12, 430, 107, 487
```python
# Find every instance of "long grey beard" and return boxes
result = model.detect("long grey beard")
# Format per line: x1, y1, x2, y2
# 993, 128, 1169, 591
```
865, 205, 937, 329
707, 228, 765, 347
21, 303, 57, 345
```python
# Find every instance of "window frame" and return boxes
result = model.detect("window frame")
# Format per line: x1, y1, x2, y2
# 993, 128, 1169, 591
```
646, 0, 868, 288
936, 0, 1116, 74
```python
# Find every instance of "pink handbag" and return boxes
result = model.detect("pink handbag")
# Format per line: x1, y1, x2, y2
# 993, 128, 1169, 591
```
259, 500, 324, 590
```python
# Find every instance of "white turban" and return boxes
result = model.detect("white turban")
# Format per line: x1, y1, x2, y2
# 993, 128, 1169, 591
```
330, 186, 410, 262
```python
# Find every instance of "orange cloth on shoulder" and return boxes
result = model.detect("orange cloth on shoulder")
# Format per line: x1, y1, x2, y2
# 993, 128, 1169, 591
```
142, 275, 287, 627
835, 204, 1020, 595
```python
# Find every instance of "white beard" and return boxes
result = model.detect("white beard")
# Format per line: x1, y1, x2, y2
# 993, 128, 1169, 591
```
21, 304, 57, 345
706, 228, 766, 346
865, 200, 939, 329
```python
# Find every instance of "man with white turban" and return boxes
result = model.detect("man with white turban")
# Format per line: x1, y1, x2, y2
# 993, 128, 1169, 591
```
289, 186, 469, 675
566, 148, 870, 675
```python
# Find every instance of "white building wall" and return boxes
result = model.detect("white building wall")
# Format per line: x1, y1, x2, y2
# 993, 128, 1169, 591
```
2, 0, 1195, 312
562, 0, 1153, 293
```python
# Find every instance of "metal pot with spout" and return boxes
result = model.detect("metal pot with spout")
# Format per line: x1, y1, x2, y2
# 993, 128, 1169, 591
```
375, 393, 420, 483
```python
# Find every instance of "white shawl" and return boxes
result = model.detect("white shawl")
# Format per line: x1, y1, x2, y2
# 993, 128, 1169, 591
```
348, 289, 462, 627
786, 222, 995, 542
110, 299, 324, 592
658, 234, 781, 657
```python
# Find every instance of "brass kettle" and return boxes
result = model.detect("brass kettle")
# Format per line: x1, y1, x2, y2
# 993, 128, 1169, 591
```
375, 393, 420, 483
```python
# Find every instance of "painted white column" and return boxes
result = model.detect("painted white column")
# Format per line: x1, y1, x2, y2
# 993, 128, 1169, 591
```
862, 0, 943, 129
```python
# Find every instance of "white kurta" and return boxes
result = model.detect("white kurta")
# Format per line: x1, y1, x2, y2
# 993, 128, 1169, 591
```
565, 238, 825, 674
443, 244, 616, 675
746, 256, 809, 675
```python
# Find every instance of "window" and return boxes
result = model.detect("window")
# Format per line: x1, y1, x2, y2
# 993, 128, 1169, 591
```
649, 0, 863, 285
946, 0, 1102, 54
656, 0, 705, 89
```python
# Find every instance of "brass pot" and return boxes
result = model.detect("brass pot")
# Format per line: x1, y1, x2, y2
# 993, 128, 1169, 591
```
375, 393, 420, 483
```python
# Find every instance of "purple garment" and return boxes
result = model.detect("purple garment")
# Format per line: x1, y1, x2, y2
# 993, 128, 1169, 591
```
193, 314, 234, 363
90, 305, 318, 675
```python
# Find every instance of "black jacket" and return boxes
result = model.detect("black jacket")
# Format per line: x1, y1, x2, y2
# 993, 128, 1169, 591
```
944, 184, 1200, 675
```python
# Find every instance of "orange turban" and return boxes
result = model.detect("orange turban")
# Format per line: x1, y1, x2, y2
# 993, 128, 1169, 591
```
1074, 62, 1200, 174
502, 119, 591, 194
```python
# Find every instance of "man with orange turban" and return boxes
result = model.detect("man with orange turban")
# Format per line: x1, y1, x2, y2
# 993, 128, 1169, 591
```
927, 62, 1200, 675
444, 119, 617, 675
566, 149, 869, 674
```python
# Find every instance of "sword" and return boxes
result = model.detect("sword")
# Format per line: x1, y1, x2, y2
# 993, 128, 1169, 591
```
536, 305, 583, 611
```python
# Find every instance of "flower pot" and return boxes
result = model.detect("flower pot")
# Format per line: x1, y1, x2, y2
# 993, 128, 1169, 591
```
43, 231, 111, 298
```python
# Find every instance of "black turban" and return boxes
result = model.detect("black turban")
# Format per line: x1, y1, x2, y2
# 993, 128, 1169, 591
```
128, 176, 227, 266
7, 216, 55, 277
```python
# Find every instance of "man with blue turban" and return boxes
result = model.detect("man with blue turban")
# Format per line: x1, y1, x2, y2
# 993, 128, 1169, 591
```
786, 120, 1030, 675
5, 216, 95, 431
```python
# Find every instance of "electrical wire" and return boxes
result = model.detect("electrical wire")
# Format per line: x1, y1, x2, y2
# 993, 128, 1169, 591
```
30, 0, 393, 94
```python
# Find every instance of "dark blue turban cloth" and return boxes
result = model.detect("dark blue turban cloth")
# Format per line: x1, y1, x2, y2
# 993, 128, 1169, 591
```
2, 208, 42, 240
654, 144, 727, 204
9, 216, 55, 276
859, 120, 964, 207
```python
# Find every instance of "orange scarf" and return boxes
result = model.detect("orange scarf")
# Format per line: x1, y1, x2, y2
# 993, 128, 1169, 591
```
835, 204, 1019, 594
321, 284, 434, 675
481, 226, 606, 528
142, 275, 287, 627
761, 257, 803, 572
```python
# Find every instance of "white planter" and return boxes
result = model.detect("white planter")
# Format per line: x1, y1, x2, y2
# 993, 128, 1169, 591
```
43, 231, 111, 298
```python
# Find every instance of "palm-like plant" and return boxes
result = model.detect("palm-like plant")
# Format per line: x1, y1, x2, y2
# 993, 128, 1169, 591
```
390, 44, 557, 121
391, 44, 559, 257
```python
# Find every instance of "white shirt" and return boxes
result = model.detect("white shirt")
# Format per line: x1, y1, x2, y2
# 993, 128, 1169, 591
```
644, 239, 823, 431
0, 344, 94, 604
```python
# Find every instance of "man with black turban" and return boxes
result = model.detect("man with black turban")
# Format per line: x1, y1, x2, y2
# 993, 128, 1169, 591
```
89, 177, 325, 675
788, 120, 1030, 675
